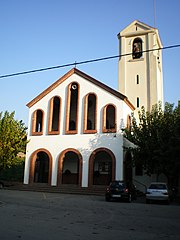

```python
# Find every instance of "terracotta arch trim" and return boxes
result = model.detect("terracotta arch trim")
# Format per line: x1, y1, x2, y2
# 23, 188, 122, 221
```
88, 147, 116, 187
57, 148, 83, 186
29, 148, 53, 185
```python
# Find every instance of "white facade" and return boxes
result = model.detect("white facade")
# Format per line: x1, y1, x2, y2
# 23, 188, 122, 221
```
118, 20, 164, 120
24, 68, 134, 187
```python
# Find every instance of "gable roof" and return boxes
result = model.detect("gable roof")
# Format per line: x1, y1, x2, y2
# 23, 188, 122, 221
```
120, 20, 154, 34
27, 68, 135, 110
118, 20, 162, 47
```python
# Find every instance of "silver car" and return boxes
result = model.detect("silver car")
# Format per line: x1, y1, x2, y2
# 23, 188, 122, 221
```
146, 182, 170, 204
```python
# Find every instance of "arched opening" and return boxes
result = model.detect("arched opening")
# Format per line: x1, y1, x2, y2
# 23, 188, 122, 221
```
123, 151, 133, 183
103, 104, 116, 133
57, 149, 82, 186
66, 82, 79, 134
132, 38, 142, 59
29, 149, 52, 185
88, 148, 115, 187
32, 109, 44, 135
127, 114, 131, 129
84, 93, 97, 133
48, 96, 61, 134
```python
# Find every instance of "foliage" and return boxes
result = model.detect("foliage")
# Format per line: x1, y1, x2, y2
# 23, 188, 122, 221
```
0, 111, 27, 174
0, 157, 25, 181
123, 102, 180, 186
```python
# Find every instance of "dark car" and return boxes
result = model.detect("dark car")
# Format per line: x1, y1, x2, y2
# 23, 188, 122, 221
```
105, 180, 136, 202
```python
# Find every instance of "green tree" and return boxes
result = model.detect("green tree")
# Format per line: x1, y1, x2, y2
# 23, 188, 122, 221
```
123, 102, 180, 188
0, 111, 27, 175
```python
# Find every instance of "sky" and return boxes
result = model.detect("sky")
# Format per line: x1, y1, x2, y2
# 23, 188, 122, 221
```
0, 0, 180, 125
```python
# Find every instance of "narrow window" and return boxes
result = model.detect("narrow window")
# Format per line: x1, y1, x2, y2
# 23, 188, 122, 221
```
84, 93, 97, 133
103, 104, 116, 133
137, 75, 139, 84
66, 82, 79, 134
137, 97, 140, 108
48, 96, 61, 134
32, 109, 44, 135
132, 38, 142, 59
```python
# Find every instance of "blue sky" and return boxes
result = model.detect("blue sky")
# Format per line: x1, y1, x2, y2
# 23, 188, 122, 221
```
0, 0, 180, 125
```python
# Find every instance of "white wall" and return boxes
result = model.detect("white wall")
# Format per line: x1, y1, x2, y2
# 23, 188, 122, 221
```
24, 72, 132, 187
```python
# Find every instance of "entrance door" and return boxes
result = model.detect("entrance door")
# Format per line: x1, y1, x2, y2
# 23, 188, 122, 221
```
93, 151, 112, 186
34, 152, 49, 183
62, 151, 79, 184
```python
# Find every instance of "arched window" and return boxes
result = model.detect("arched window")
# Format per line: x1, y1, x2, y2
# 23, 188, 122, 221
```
103, 104, 116, 133
127, 114, 131, 129
132, 38, 142, 59
66, 82, 79, 134
84, 93, 97, 133
32, 109, 44, 135
48, 96, 61, 134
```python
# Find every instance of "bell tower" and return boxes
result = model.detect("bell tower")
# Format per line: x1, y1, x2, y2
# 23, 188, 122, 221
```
118, 20, 164, 119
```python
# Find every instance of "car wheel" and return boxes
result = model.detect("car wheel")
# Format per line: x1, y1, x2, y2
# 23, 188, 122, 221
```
146, 199, 150, 204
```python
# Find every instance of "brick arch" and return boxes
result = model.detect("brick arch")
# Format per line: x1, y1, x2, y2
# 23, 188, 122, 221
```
57, 148, 83, 186
29, 148, 53, 185
88, 148, 116, 187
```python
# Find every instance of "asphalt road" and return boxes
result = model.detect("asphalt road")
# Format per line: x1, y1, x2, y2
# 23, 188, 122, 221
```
0, 190, 180, 240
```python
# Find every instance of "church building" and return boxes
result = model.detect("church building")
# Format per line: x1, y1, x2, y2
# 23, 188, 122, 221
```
23, 20, 164, 191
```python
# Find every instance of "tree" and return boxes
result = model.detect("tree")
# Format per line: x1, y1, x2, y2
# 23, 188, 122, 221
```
0, 111, 27, 174
123, 102, 180, 188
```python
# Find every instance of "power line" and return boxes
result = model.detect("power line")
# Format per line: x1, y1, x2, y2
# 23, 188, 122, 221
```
0, 44, 180, 79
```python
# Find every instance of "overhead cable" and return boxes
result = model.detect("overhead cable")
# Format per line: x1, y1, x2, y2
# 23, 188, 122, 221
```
0, 44, 180, 79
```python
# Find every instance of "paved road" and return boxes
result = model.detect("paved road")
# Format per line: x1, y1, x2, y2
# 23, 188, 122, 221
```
0, 190, 180, 240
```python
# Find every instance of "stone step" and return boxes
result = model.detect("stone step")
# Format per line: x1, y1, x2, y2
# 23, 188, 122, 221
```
3, 182, 144, 197
4, 183, 106, 196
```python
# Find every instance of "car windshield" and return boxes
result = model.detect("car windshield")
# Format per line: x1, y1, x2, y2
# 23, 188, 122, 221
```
149, 184, 167, 190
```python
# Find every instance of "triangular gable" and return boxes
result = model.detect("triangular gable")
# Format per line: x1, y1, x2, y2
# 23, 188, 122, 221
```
118, 20, 162, 47
27, 68, 135, 110
120, 20, 154, 35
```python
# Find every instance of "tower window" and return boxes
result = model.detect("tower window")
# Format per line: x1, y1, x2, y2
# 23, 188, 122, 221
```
137, 97, 140, 108
137, 75, 139, 84
132, 38, 142, 59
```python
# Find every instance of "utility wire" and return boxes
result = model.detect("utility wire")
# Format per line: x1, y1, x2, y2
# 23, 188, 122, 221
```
0, 44, 180, 79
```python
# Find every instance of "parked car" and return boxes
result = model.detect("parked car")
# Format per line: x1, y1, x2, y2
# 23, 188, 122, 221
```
146, 182, 171, 204
105, 180, 136, 202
